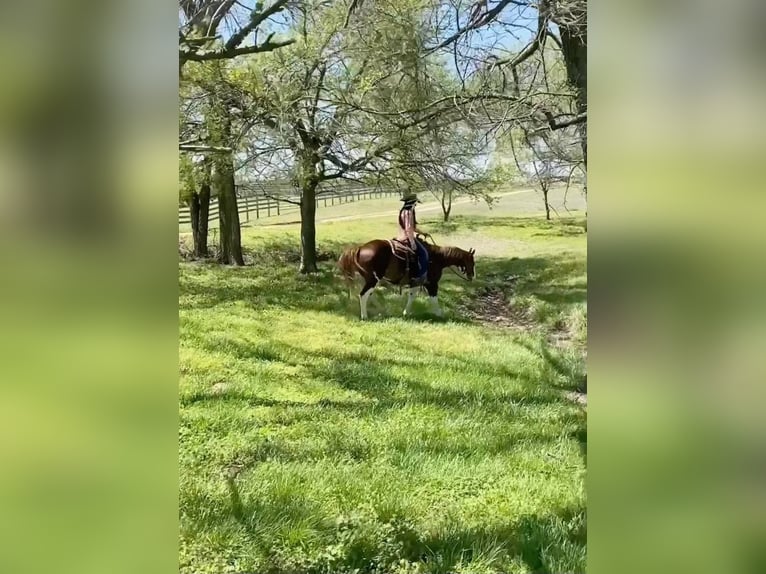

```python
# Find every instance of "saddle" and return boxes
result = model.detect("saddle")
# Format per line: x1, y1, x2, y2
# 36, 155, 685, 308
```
388, 238, 423, 285
388, 238, 416, 261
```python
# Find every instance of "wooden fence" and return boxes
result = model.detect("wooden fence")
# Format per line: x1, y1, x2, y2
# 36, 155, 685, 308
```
179, 187, 397, 226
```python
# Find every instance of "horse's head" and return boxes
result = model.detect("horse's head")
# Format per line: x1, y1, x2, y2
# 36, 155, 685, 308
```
461, 248, 476, 281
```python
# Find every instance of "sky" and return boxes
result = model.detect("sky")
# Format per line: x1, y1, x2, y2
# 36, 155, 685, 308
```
182, 1, 546, 180
193, 0, 541, 74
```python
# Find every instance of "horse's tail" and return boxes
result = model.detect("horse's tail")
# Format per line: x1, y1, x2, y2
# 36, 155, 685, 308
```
337, 246, 363, 297
337, 246, 360, 278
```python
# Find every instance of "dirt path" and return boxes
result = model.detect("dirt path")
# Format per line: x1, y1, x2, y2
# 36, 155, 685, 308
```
318, 189, 534, 223
264, 189, 536, 226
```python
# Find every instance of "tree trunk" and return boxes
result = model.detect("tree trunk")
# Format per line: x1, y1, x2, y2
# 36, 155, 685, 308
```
197, 184, 210, 256
189, 193, 200, 251
558, 17, 587, 169
441, 190, 452, 222
542, 184, 551, 220
214, 155, 244, 265
189, 183, 211, 258
299, 182, 318, 273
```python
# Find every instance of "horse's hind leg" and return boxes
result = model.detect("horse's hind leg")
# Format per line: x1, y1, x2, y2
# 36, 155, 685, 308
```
359, 279, 378, 320
344, 276, 354, 300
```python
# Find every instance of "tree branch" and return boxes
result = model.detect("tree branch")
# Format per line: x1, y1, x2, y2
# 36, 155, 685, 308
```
224, 0, 291, 52
179, 143, 233, 153
539, 111, 587, 131
180, 35, 295, 63
179, 0, 293, 66
425, 0, 525, 54
493, 2, 550, 70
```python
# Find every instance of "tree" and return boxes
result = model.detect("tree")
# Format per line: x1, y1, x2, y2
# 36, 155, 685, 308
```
180, 155, 212, 257
379, 120, 500, 222
179, 0, 294, 71
423, 0, 587, 167
232, 0, 470, 272
505, 120, 583, 220
204, 66, 247, 265
179, 1, 295, 264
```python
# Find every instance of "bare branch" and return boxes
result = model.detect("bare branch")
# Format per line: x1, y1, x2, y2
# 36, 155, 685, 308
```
180, 35, 295, 63
539, 111, 587, 131
224, 0, 291, 51
180, 144, 233, 153
179, 0, 294, 66
425, 0, 526, 54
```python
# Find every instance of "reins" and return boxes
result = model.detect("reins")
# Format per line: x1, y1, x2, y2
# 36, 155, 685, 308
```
420, 234, 472, 282
446, 266, 471, 281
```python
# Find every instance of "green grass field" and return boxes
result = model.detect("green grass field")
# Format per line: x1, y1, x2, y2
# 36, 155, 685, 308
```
179, 195, 587, 574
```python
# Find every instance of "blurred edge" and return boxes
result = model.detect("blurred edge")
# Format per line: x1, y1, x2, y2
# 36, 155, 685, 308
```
591, 1, 766, 574
0, 1, 178, 574
1, 1, 765, 574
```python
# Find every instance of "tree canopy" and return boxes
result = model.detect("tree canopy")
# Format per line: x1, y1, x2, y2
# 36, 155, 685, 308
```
178, 0, 587, 266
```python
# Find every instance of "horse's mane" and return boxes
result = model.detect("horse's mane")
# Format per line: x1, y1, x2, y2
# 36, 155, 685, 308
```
430, 244, 468, 261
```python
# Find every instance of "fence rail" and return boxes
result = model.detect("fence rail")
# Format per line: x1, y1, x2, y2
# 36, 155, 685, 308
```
179, 187, 397, 226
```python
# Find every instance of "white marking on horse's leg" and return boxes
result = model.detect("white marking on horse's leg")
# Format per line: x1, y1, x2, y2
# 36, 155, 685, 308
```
360, 289, 373, 320
429, 295, 443, 317
403, 287, 418, 316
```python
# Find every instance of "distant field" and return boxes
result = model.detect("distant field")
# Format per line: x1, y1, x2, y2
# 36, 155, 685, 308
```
179, 196, 587, 574
178, 184, 587, 234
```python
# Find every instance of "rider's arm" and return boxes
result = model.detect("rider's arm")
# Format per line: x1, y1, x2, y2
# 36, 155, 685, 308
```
413, 220, 428, 240
402, 210, 417, 248
411, 210, 426, 236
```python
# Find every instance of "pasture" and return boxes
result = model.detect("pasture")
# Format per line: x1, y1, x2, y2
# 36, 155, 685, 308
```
179, 187, 587, 574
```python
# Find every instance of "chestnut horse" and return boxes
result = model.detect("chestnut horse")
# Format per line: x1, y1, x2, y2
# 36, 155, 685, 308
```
338, 238, 475, 319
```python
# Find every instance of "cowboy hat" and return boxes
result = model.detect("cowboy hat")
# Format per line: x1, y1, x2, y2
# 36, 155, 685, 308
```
400, 192, 420, 203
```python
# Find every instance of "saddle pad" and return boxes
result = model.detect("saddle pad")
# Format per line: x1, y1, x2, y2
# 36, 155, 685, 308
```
388, 238, 415, 260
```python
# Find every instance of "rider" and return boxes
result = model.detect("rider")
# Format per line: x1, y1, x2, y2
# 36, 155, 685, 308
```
398, 192, 429, 284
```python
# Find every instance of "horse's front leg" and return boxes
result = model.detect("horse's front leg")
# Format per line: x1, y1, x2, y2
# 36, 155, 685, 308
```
402, 286, 418, 316
426, 282, 443, 317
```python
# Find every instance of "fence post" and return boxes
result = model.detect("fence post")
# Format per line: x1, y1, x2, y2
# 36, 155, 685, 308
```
244, 196, 250, 222
267, 198, 272, 217
276, 200, 280, 215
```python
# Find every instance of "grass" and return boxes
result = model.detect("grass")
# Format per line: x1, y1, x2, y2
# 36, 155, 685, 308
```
179, 200, 587, 574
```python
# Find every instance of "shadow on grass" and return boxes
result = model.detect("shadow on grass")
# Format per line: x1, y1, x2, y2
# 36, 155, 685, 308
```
221, 491, 586, 574
180, 226, 587, 574
183, 342, 565, 417
474, 255, 586, 303
180, 235, 585, 326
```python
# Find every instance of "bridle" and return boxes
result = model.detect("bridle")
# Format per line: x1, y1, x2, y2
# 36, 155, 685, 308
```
447, 265, 472, 281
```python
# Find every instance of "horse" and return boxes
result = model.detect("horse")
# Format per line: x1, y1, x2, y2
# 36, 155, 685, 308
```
337, 237, 476, 320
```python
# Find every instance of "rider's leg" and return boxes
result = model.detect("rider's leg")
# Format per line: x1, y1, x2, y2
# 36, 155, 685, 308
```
415, 240, 429, 280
